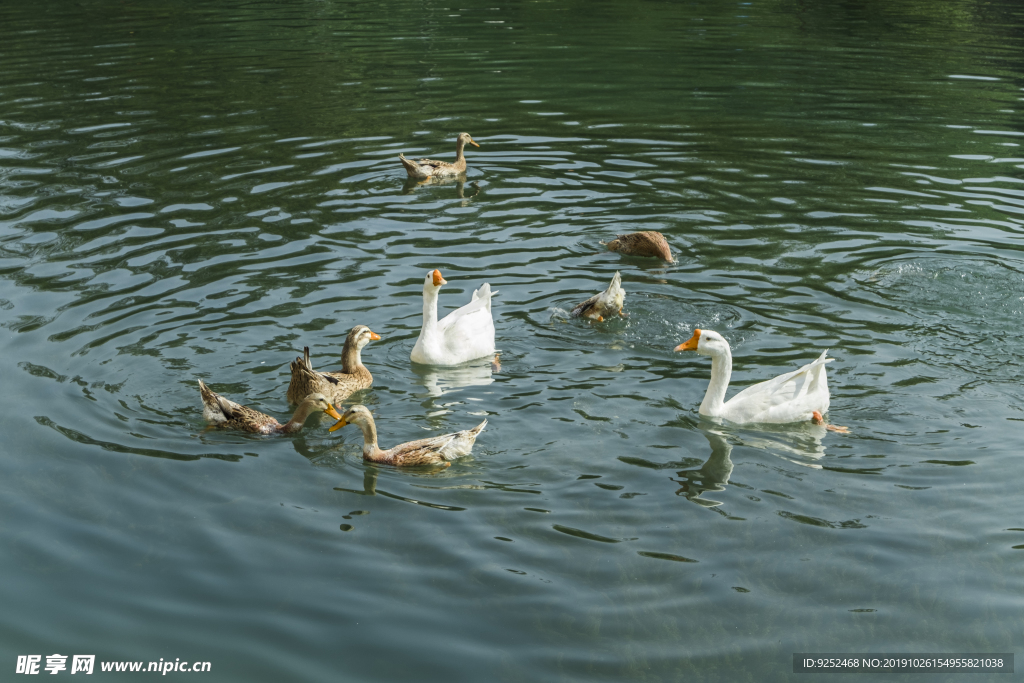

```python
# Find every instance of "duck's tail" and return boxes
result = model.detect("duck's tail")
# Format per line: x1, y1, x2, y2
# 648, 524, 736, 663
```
290, 346, 313, 374
467, 419, 487, 438
198, 379, 232, 423
399, 153, 422, 178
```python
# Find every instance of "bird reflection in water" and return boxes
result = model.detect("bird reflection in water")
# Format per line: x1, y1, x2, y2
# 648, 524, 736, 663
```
409, 357, 496, 397
402, 175, 481, 202
671, 428, 734, 508
335, 467, 378, 496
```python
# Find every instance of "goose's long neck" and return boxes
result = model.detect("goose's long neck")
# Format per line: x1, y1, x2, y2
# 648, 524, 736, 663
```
281, 400, 320, 433
342, 340, 364, 375
700, 348, 732, 417
419, 287, 441, 347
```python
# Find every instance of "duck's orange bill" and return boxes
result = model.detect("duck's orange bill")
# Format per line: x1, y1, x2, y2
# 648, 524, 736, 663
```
469, 140, 480, 147
325, 405, 343, 420
328, 416, 348, 432
432, 269, 447, 286
674, 329, 702, 352
369, 331, 382, 341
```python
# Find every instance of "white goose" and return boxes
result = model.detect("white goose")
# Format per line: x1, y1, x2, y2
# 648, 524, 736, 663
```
675, 329, 845, 429
411, 269, 497, 366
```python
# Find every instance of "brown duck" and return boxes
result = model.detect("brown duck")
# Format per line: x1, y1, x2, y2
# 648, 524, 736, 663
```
399, 133, 480, 180
199, 380, 340, 434
286, 325, 380, 405
607, 231, 674, 262
329, 405, 486, 467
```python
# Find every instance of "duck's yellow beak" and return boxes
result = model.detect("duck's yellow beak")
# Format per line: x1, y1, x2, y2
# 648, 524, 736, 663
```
369, 331, 381, 341
674, 329, 701, 352
432, 269, 447, 287
328, 416, 348, 432
325, 405, 342, 420
469, 139, 480, 147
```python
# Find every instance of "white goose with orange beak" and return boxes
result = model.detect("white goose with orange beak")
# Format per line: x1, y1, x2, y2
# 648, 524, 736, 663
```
411, 269, 497, 366
675, 329, 842, 427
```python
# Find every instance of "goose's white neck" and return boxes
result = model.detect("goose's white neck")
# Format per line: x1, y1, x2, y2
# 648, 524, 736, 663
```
699, 347, 732, 418
417, 286, 442, 352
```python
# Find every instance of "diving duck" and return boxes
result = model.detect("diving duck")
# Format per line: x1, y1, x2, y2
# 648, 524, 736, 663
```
329, 404, 486, 467
286, 325, 381, 405
411, 269, 497, 366
571, 271, 625, 321
674, 329, 844, 427
607, 231, 674, 262
199, 380, 340, 434
399, 132, 480, 180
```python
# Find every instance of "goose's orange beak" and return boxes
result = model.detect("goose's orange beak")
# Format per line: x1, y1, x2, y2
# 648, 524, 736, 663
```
328, 416, 348, 432
325, 405, 342, 420
369, 331, 381, 341
674, 329, 701, 352
432, 269, 447, 287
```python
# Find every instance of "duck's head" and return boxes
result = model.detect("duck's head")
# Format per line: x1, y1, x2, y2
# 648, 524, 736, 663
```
674, 329, 729, 357
424, 268, 447, 291
302, 393, 343, 419
457, 132, 480, 148
347, 324, 382, 350
329, 404, 373, 432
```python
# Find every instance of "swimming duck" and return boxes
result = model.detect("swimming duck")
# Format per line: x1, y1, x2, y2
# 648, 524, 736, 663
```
286, 325, 381, 405
674, 329, 838, 425
411, 269, 497, 366
329, 404, 486, 467
607, 231, 674, 262
399, 133, 480, 180
571, 271, 625, 321
199, 380, 340, 434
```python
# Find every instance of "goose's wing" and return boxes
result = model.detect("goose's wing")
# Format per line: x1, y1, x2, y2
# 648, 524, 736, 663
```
724, 351, 832, 423
438, 286, 495, 333
470, 283, 498, 311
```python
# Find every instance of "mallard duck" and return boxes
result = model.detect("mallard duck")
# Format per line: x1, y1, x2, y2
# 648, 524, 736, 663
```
329, 404, 486, 467
199, 380, 340, 434
674, 329, 842, 426
286, 325, 381, 405
399, 133, 480, 180
411, 269, 497, 366
607, 231, 674, 262
571, 271, 625, 321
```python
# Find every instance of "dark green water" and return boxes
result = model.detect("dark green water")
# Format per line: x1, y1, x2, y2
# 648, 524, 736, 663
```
2, 1, 1023, 680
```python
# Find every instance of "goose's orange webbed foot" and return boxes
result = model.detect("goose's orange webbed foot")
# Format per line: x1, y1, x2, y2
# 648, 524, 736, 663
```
812, 410, 850, 433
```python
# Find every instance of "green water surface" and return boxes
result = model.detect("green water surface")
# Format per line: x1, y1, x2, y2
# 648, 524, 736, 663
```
1, 1, 1022, 681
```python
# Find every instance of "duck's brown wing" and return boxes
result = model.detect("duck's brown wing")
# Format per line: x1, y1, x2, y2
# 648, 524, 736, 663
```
227, 404, 282, 433
570, 293, 601, 318
415, 157, 443, 167
288, 347, 368, 404
199, 379, 279, 433
380, 432, 461, 466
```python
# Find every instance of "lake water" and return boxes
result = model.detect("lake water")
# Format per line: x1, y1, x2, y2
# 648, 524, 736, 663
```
2, 1, 1023, 680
